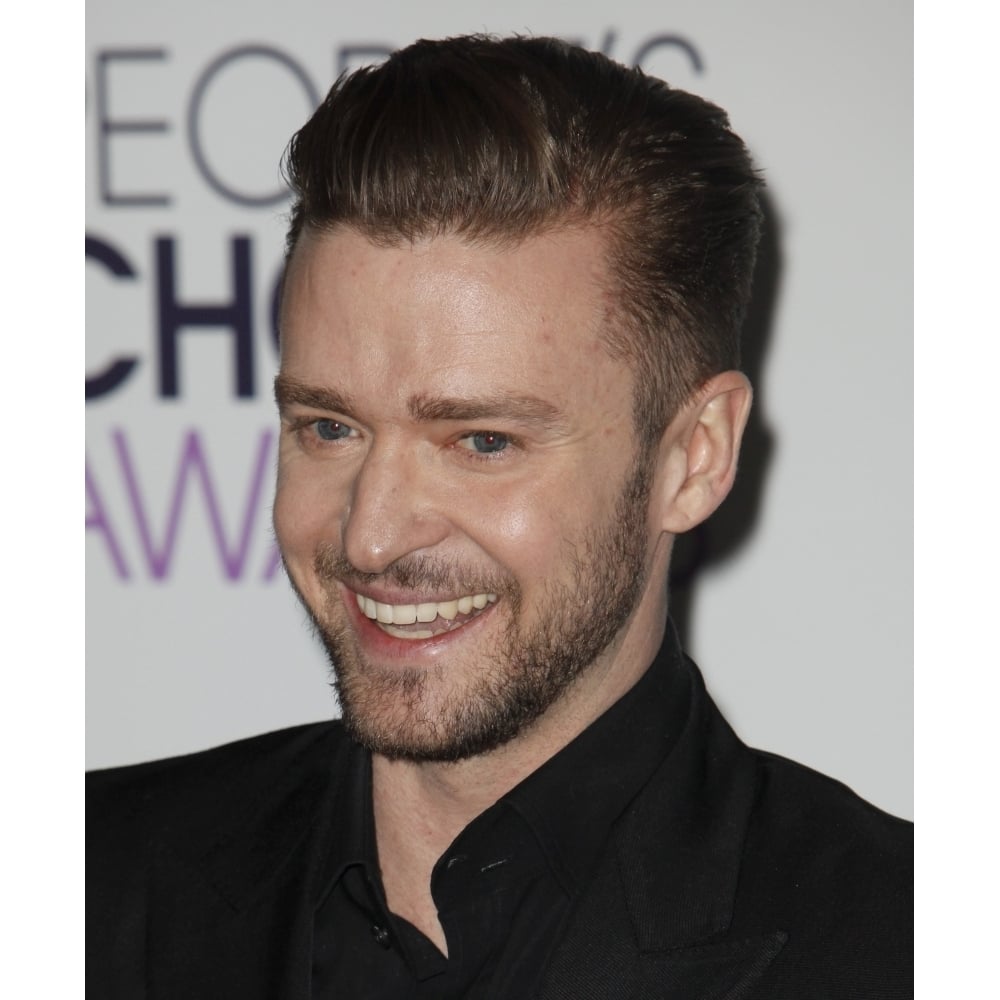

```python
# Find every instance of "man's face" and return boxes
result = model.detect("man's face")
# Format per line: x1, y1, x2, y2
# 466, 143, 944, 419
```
274, 226, 668, 761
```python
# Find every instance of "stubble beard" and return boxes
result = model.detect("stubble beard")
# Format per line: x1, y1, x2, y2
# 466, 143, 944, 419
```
297, 456, 655, 763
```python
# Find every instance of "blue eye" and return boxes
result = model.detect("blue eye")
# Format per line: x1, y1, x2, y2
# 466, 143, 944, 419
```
315, 419, 352, 441
466, 432, 509, 454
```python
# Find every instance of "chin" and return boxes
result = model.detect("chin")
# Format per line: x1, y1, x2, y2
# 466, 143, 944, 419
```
322, 625, 547, 763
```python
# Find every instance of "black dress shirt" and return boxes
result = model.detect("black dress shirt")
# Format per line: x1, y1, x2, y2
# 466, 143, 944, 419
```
311, 631, 692, 998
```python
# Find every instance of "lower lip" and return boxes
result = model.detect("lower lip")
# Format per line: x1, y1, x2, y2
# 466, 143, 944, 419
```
341, 586, 499, 662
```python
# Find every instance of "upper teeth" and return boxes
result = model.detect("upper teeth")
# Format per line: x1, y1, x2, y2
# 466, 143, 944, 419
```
355, 592, 497, 625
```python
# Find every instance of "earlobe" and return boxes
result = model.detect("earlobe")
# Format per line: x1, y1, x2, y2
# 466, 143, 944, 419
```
656, 371, 753, 535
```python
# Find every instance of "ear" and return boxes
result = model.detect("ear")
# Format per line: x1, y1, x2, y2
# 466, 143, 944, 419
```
653, 371, 753, 535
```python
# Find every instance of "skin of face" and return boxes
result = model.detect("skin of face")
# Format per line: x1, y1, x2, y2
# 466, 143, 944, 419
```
274, 225, 682, 763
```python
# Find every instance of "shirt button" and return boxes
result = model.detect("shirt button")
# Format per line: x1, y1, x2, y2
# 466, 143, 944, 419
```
371, 924, 391, 949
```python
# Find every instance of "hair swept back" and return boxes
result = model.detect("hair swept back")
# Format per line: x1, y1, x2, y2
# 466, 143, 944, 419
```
282, 34, 763, 445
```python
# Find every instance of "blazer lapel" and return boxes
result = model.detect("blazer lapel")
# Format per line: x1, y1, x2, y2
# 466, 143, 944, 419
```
633, 933, 788, 1000
534, 837, 786, 1000
146, 843, 316, 1000
537, 672, 787, 1000
538, 889, 785, 1000
140, 725, 348, 1000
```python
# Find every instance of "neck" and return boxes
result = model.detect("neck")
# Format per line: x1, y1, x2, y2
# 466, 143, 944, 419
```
370, 599, 668, 951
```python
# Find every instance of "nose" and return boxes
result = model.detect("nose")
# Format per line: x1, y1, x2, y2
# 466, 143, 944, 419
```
341, 444, 451, 575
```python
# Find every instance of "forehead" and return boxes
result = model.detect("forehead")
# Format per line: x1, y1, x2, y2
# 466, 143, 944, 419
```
278, 225, 630, 414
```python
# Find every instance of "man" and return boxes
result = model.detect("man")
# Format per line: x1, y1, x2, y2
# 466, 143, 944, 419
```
87, 35, 912, 999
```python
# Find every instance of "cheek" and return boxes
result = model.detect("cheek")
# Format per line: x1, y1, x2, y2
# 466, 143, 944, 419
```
479, 504, 540, 554
272, 482, 308, 565
458, 479, 590, 580
273, 460, 344, 562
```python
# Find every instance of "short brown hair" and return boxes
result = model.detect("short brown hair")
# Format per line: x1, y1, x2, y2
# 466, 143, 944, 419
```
282, 35, 763, 445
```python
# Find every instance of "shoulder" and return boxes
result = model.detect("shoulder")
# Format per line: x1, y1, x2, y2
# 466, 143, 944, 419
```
87, 722, 354, 992
752, 746, 911, 840
87, 720, 348, 798
87, 721, 349, 854
744, 748, 912, 892
736, 749, 912, 995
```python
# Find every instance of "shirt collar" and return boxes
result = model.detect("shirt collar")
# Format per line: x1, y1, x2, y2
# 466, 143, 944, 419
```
320, 622, 691, 903
315, 736, 371, 905
501, 622, 691, 893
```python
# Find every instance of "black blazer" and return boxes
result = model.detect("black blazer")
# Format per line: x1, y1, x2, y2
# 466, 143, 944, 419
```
87, 661, 912, 999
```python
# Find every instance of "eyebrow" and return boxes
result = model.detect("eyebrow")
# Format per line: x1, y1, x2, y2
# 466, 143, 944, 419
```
275, 374, 566, 430
274, 375, 356, 416
408, 392, 566, 430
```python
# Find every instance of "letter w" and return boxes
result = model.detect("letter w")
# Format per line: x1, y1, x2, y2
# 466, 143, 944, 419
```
114, 428, 273, 580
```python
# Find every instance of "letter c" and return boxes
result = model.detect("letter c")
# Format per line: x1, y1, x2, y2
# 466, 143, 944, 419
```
86, 235, 140, 399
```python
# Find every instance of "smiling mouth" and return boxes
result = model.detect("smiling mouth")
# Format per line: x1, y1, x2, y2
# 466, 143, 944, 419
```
353, 591, 498, 640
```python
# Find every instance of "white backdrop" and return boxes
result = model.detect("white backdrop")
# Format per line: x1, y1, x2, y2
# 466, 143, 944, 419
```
86, 0, 912, 819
